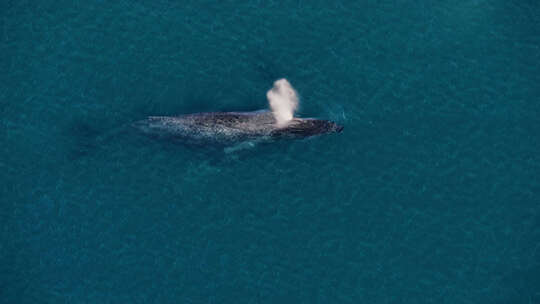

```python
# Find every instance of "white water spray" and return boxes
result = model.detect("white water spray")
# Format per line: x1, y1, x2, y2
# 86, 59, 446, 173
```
266, 78, 299, 126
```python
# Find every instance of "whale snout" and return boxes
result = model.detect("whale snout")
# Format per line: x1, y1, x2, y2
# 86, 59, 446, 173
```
330, 122, 344, 133
316, 120, 343, 135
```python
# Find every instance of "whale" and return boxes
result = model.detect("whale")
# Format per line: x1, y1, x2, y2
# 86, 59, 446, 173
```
132, 110, 343, 147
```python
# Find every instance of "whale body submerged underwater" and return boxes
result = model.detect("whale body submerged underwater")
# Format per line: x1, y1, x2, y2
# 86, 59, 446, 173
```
133, 110, 343, 146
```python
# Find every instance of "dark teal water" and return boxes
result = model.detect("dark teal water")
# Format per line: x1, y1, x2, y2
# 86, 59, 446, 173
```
2, 1, 540, 303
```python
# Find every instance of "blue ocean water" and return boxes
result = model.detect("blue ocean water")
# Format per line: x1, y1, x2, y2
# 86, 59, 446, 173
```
1, 0, 540, 303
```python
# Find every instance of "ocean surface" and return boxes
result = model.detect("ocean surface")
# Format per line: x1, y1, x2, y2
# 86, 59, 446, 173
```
1, 1, 540, 303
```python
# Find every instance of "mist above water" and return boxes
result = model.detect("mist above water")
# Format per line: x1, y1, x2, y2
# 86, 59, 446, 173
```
266, 78, 299, 126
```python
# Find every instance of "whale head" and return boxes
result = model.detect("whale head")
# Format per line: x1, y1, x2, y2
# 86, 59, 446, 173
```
270, 118, 343, 138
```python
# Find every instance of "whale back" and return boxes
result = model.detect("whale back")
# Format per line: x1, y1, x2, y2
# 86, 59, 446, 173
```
134, 111, 275, 144
185, 111, 275, 128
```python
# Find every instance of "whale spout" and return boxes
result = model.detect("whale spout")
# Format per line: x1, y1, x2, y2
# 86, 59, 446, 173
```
267, 78, 299, 126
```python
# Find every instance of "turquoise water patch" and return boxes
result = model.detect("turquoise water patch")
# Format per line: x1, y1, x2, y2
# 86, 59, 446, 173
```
1, 1, 539, 303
